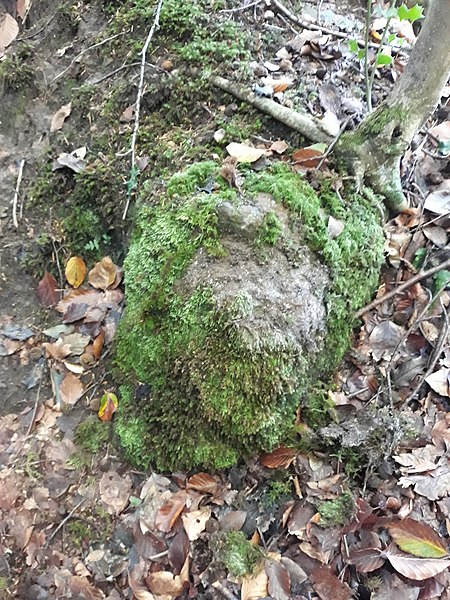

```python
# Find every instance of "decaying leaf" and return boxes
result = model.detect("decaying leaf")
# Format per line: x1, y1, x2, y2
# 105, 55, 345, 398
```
292, 146, 324, 169
269, 140, 289, 154
98, 392, 118, 422
88, 256, 118, 290
92, 328, 105, 360
226, 142, 267, 163
424, 190, 450, 215
56, 288, 103, 313
99, 471, 132, 515
310, 565, 353, 600
52, 148, 87, 173
37, 271, 59, 307
399, 456, 450, 501
65, 256, 87, 288
181, 507, 211, 541
186, 472, 219, 495
241, 566, 268, 600
347, 547, 385, 573
265, 558, 291, 600
0, 13, 19, 52
425, 368, 450, 397
50, 102, 72, 132
383, 518, 449, 558
59, 372, 84, 406
155, 490, 187, 533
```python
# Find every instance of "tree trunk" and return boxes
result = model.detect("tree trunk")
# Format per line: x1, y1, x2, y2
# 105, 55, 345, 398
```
338, 0, 450, 211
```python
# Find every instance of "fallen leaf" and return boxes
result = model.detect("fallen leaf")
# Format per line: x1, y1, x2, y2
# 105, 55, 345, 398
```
146, 571, 184, 598
347, 547, 385, 573
369, 320, 404, 350
219, 510, 247, 532
63, 361, 84, 374
425, 368, 450, 397
182, 507, 211, 541
424, 190, 450, 215
169, 528, 190, 573
265, 558, 290, 600
431, 414, 450, 452
383, 543, 450, 580
155, 490, 187, 533
92, 329, 105, 360
63, 302, 89, 323
383, 518, 449, 558
52, 150, 86, 173
328, 216, 345, 239
399, 456, 450, 500
0, 13, 19, 51
260, 446, 296, 469
37, 271, 59, 307
120, 104, 135, 123
187, 472, 218, 495
43, 340, 72, 360
270, 140, 288, 154
65, 256, 86, 288
60, 332, 90, 355
50, 102, 72, 132
99, 471, 132, 515
59, 372, 84, 406
16, 0, 32, 21
310, 565, 353, 600
0, 323, 33, 340
98, 392, 118, 422
88, 256, 117, 290
56, 288, 103, 313
292, 146, 324, 168
226, 142, 267, 163
241, 566, 268, 600
69, 576, 105, 599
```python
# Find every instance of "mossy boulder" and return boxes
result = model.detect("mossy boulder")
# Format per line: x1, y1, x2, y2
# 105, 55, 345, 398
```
115, 161, 384, 471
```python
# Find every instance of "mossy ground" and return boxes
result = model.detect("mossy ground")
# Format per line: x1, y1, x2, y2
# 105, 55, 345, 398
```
114, 161, 384, 471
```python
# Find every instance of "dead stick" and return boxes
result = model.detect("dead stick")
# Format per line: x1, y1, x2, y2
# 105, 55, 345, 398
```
211, 76, 332, 144
354, 257, 450, 319
123, 0, 164, 221
45, 498, 85, 547
12, 159, 25, 228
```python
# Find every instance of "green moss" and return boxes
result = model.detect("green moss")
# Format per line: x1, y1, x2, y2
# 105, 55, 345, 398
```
218, 532, 263, 577
0, 43, 35, 92
115, 161, 384, 470
74, 417, 111, 454
256, 211, 282, 247
263, 480, 292, 507
317, 491, 356, 527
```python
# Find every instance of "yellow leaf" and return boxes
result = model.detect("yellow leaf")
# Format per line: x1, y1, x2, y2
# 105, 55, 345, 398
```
98, 392, 118, 421
65, 256, 87, 288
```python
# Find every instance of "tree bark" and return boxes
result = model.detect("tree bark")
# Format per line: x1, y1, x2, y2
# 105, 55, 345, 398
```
338, 0, 450, 211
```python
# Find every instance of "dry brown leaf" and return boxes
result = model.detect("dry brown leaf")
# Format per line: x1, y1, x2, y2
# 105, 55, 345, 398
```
56, 288, 103, 313
92, 328, 105, 360
16, 0, 32, 21
65, 256, 87, 288
260, 446, 296, 469
310, 565, 353, 600
50, 102, 72, 132
186, 472, 218, 495
69, 576, 105, 599
347, 547, 385, 573
181, 507, 211, 541
42, 340, 71, 360
0, 13, 19, 51
88, 256, 117, 290
241, 567, 268, 600
99, 471, 132, 515
146, 571, 184, 598
269, 140, 289, 154
155, 490, 187, 533
265, 559, 290, 600
37, 271, 59, 307
59, 372, 84, 406
432, 414, 450, 452
425, 368, 450, 397
292, 147, 323, 168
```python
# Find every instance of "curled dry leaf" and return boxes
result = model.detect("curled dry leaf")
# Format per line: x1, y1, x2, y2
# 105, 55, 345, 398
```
50, 102, 72, 132
260, 446, 296, 469
88, 256, 118, 290
92, 328, 105, 360
181, 507, 211, 541
37, 271, 59, 307
65, 256, 87, 288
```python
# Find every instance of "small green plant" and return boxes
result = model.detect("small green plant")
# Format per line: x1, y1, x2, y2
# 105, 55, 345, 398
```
317, 491, 356, 527
256, 212, 283, 247
219, 531, 262, 577
348, 2, 424, 110
263, 480, 292, 507
0, 44, 35, 92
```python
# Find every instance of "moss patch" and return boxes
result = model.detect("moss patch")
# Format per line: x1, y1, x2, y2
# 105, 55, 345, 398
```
317, 491, 356, 527
114, 161, 384, 471
217, 531, 262, 577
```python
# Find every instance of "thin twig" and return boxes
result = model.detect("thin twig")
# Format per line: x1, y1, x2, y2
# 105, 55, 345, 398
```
270, 0, 379, 48
221, 0, 263, 13
316, 116, 352, 170
212, 581, 239, 600
20, 13, 56, 40
402, 303, 449, 405
368, 1, 396, 102
45, 499, 86, 547
51, 32, 126, 84
354, 257, 450, 319
12, 159, 25, 228
364, 0, 372, 112
84, 61, 164, 86
122, 0, 164, 221
148, 550, 169, 561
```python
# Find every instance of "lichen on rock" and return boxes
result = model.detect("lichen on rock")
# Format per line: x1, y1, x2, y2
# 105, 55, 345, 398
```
115, 161, 384, 470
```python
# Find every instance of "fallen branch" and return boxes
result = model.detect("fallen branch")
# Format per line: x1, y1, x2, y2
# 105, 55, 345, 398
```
210, 76, 333, 144
12, 158, 25, 228
354, 257, 450, 319
122, 0, 164, 220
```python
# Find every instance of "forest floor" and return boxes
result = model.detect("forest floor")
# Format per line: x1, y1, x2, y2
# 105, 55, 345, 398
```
1, 0, 450, 598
